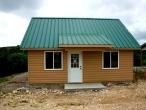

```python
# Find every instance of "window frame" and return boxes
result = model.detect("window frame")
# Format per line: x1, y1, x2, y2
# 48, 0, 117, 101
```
44, 51, 63, 70
102, 51, 119, 69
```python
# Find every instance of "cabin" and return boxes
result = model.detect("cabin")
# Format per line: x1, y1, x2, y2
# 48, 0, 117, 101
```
20, 18, 140, 87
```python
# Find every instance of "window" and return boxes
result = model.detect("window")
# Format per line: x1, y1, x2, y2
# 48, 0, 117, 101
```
103, 51, 119, 69
71, 54, 79, 68
45, 51, 62, 70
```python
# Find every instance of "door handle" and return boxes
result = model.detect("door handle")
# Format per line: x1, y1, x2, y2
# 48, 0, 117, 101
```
80, 66, 82, 69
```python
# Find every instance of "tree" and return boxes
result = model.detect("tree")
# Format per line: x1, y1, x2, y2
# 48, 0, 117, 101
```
0, 46, 27, 77
7, 53, 27, 73
134, 50, 141, 66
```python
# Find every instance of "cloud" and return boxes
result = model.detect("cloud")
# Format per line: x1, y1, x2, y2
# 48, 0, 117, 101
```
0, 0, 146, 46
133, 30, 146, 45
37, 0, 146, 44
0, 12, 29, 47
136, 31, 146, 40
0, 0, 43, 17
86, 0, 146, 44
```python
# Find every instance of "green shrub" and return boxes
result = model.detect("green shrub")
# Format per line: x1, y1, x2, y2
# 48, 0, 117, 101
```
0, 77, 9, 83
134, 50, 141, 66
135, 71, 144, 78
7, 53, 27, 73
0, 46, 27, 77
134, 69, 144, 79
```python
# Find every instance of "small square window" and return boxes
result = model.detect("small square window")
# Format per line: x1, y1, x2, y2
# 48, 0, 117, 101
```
103, 51, 119, 69
45, 51, 62, 70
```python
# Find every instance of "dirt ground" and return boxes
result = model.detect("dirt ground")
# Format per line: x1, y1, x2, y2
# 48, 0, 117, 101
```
0, 73, 146, 110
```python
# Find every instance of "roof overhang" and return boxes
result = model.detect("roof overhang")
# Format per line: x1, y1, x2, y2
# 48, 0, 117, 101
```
20, 47, 140, 51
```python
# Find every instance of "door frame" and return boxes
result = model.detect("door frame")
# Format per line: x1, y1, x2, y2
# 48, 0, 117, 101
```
68, 51, 83, 83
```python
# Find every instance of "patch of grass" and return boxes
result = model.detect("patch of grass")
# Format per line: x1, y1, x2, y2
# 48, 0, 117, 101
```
134, 70, 144, 79
0, 74, 15, 84
0, 77, 9, 83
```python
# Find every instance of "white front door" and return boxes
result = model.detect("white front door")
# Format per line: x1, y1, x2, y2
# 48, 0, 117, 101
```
68, 51, 83, 83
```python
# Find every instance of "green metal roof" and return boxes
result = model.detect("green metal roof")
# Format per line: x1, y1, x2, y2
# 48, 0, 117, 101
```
59, 35, 113, 45
20, 17, 140, 49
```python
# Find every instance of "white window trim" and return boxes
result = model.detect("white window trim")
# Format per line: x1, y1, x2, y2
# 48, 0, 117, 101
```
44, 51, 63, 70
102, 51, 119, 69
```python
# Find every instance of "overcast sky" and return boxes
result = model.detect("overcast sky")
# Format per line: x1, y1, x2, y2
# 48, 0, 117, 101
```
0, 0, 146, 47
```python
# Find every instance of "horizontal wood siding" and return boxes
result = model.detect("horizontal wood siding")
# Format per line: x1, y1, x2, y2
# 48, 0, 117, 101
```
83, 50, 133, 82
28, 50, 67, 84
28, 49, 133, 84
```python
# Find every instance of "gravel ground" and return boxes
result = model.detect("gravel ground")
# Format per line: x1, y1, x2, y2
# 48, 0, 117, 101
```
0, 74, 146, 110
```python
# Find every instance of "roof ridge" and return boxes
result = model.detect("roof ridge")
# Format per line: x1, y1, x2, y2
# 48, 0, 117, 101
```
32, 17, 119, 20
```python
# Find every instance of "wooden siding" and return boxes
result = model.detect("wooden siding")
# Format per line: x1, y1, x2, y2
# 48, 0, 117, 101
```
28, 50, 67, 84
83, 50, 133, 82
28, 49, 133, 84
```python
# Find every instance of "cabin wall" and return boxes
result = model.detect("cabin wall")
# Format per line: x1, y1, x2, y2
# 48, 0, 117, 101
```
83, 50, 133, 82
28, 50, 67, 84
28, 50, 133, 84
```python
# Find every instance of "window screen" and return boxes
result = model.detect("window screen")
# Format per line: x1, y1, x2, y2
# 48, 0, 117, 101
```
111, 52, 118, 68
54, 52, 61, 69
45, 52, 53, 69
104, 52, 110, 68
